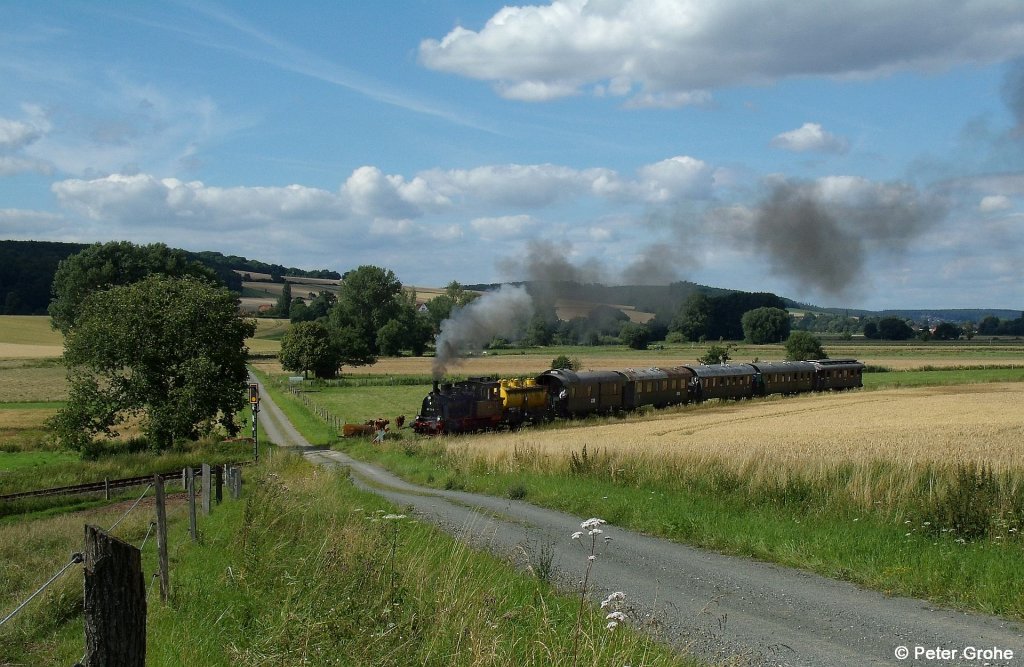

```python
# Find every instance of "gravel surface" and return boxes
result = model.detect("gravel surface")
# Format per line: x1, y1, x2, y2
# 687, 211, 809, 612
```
252, 376, 1024, 667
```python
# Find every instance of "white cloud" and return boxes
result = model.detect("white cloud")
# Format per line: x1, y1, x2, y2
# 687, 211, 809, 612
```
420, 1, 1024, 107
979, 194, 1012, 212
635, 156, 715, 201
771, 123, 849, 154
0, 109, 52, 175
0, 208, 64, 237
470, 214, 536, 239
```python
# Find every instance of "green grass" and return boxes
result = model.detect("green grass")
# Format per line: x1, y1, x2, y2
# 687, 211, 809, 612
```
0, 315, 63, 346
0, 452, 698, 667
862, 366, 1024, 388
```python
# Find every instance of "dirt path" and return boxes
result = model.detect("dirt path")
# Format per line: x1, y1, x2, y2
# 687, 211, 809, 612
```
251, 376, 1024, 667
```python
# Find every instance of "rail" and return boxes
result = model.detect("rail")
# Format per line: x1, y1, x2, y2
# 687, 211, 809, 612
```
0, 462, 248, 503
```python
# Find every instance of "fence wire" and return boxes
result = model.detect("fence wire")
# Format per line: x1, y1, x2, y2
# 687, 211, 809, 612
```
0, 552, 83, 628
108, 482, 153, 533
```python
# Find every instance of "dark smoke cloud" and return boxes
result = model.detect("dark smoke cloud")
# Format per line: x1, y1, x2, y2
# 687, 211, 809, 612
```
432, 284, 534, 379
499, 238, 680, 288
620, 244, 683, 285
752, 185, 864, 296
746, 179, 945, 296
498, 239, 604, 284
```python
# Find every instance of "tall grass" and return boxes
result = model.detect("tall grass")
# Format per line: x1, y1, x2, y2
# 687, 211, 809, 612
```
144, 453, 695, 666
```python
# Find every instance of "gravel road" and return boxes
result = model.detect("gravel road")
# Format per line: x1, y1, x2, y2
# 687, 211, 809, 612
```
252, 377, 1024, 667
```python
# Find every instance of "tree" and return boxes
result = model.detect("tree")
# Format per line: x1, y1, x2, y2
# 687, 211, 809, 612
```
329, 265, 403, 358
977, 315, 1001, 336
670, 293, 712, 341
51, 275, 255, 453
698, 343, 735, 365
878, 317, 914, 340
279, 321, 341, 378
862, 321, 880, 339
273, 282, 292, 319
619, 322, 650, 350
550, 355, 581, 370
785, 331, 827, 361
49, 241, 220, 335
932, 322, 962, 341
741, 307, 791, 344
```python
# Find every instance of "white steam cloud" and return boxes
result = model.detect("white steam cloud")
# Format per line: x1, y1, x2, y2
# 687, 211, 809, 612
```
432, 285, 534, 379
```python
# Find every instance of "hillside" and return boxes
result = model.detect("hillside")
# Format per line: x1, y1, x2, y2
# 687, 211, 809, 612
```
0, 240, 341, 316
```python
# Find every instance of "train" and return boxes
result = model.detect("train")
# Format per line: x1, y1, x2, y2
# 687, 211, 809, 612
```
411, 358, 864, 435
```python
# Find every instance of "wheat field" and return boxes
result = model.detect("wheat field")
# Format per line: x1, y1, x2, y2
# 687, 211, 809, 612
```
458, 383, 1024, 466
450, 384, 1024, 500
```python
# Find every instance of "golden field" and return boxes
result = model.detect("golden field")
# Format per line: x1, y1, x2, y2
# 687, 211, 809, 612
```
457, 384, 1024, 469
444, 383, 1024, 514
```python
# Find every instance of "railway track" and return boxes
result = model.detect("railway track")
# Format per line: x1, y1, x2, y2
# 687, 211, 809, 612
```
0, 463, 244, 502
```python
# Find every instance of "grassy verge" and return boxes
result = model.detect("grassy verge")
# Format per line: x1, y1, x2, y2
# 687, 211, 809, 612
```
1, 452, 698, 666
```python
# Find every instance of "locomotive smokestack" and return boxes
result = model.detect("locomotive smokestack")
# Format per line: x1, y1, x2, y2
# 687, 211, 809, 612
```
432, 380, 440, 393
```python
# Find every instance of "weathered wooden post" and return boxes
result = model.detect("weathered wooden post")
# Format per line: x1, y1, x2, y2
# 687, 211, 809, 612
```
103, 477, 110, 501
201, 463, 211, 516
82, 525, 146, 666
153, 475, 169, 604
186, 467, 197, 542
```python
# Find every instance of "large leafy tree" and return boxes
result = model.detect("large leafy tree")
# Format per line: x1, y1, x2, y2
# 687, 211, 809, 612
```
785, 331, 827, 361
279, 321, 341, 378
49, 241, 220, 335
51, 275, 255, 453
741, 307, 792, 344
329, 265, 403, 362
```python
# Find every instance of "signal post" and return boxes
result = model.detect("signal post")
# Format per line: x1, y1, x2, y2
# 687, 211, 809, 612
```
249, 383, 260, 462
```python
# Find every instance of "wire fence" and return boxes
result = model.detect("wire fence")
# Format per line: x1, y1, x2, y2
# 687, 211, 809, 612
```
0, 463, 243, 644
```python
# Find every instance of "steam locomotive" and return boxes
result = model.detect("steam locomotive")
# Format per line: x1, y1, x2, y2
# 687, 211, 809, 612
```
411, 358, 864, 435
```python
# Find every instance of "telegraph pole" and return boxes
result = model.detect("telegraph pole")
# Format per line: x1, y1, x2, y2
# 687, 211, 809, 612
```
249, 383, 260, 462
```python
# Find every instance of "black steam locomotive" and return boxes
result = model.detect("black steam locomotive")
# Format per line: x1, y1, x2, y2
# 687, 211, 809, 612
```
412, 358, 864, 435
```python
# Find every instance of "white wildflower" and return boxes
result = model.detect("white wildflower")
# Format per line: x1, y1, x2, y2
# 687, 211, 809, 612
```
589, 528, 603, 536
588, 555, 596, 561
601, 592, 625, 608
382, 514, 407, 520
606, 611, 627, 622
571, 531, 584, 540
581, 518, 606, 530
606, 620, 619, 630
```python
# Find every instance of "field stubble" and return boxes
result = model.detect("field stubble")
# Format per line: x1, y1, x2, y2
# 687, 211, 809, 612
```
448, 384, 1024, 524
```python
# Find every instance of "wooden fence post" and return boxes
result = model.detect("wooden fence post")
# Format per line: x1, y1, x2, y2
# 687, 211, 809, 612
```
83, 525, 146, 666
153, 475, 169, 604
201, 464, 211, 516
103, 477, 110, 501
186, 467, 197, 542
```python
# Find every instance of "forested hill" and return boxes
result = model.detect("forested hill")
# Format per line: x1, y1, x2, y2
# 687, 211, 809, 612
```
0, 240, 341, 315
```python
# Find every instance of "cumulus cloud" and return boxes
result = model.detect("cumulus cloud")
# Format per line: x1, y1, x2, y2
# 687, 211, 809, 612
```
770, 123, 849, 154
420, 1, 1024, 106
52, 173, 345, 228
0, 109, 52, 175
979, 194, 1012, 212
470, 214, 537, 239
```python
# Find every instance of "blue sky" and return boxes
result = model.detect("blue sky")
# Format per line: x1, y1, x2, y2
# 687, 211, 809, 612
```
2, 1, 1023, 310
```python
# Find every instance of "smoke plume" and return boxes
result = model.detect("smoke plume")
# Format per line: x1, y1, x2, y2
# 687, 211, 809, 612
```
499, 238, 680, 288
432, 284, 534, 379
746, 178, 944, 297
